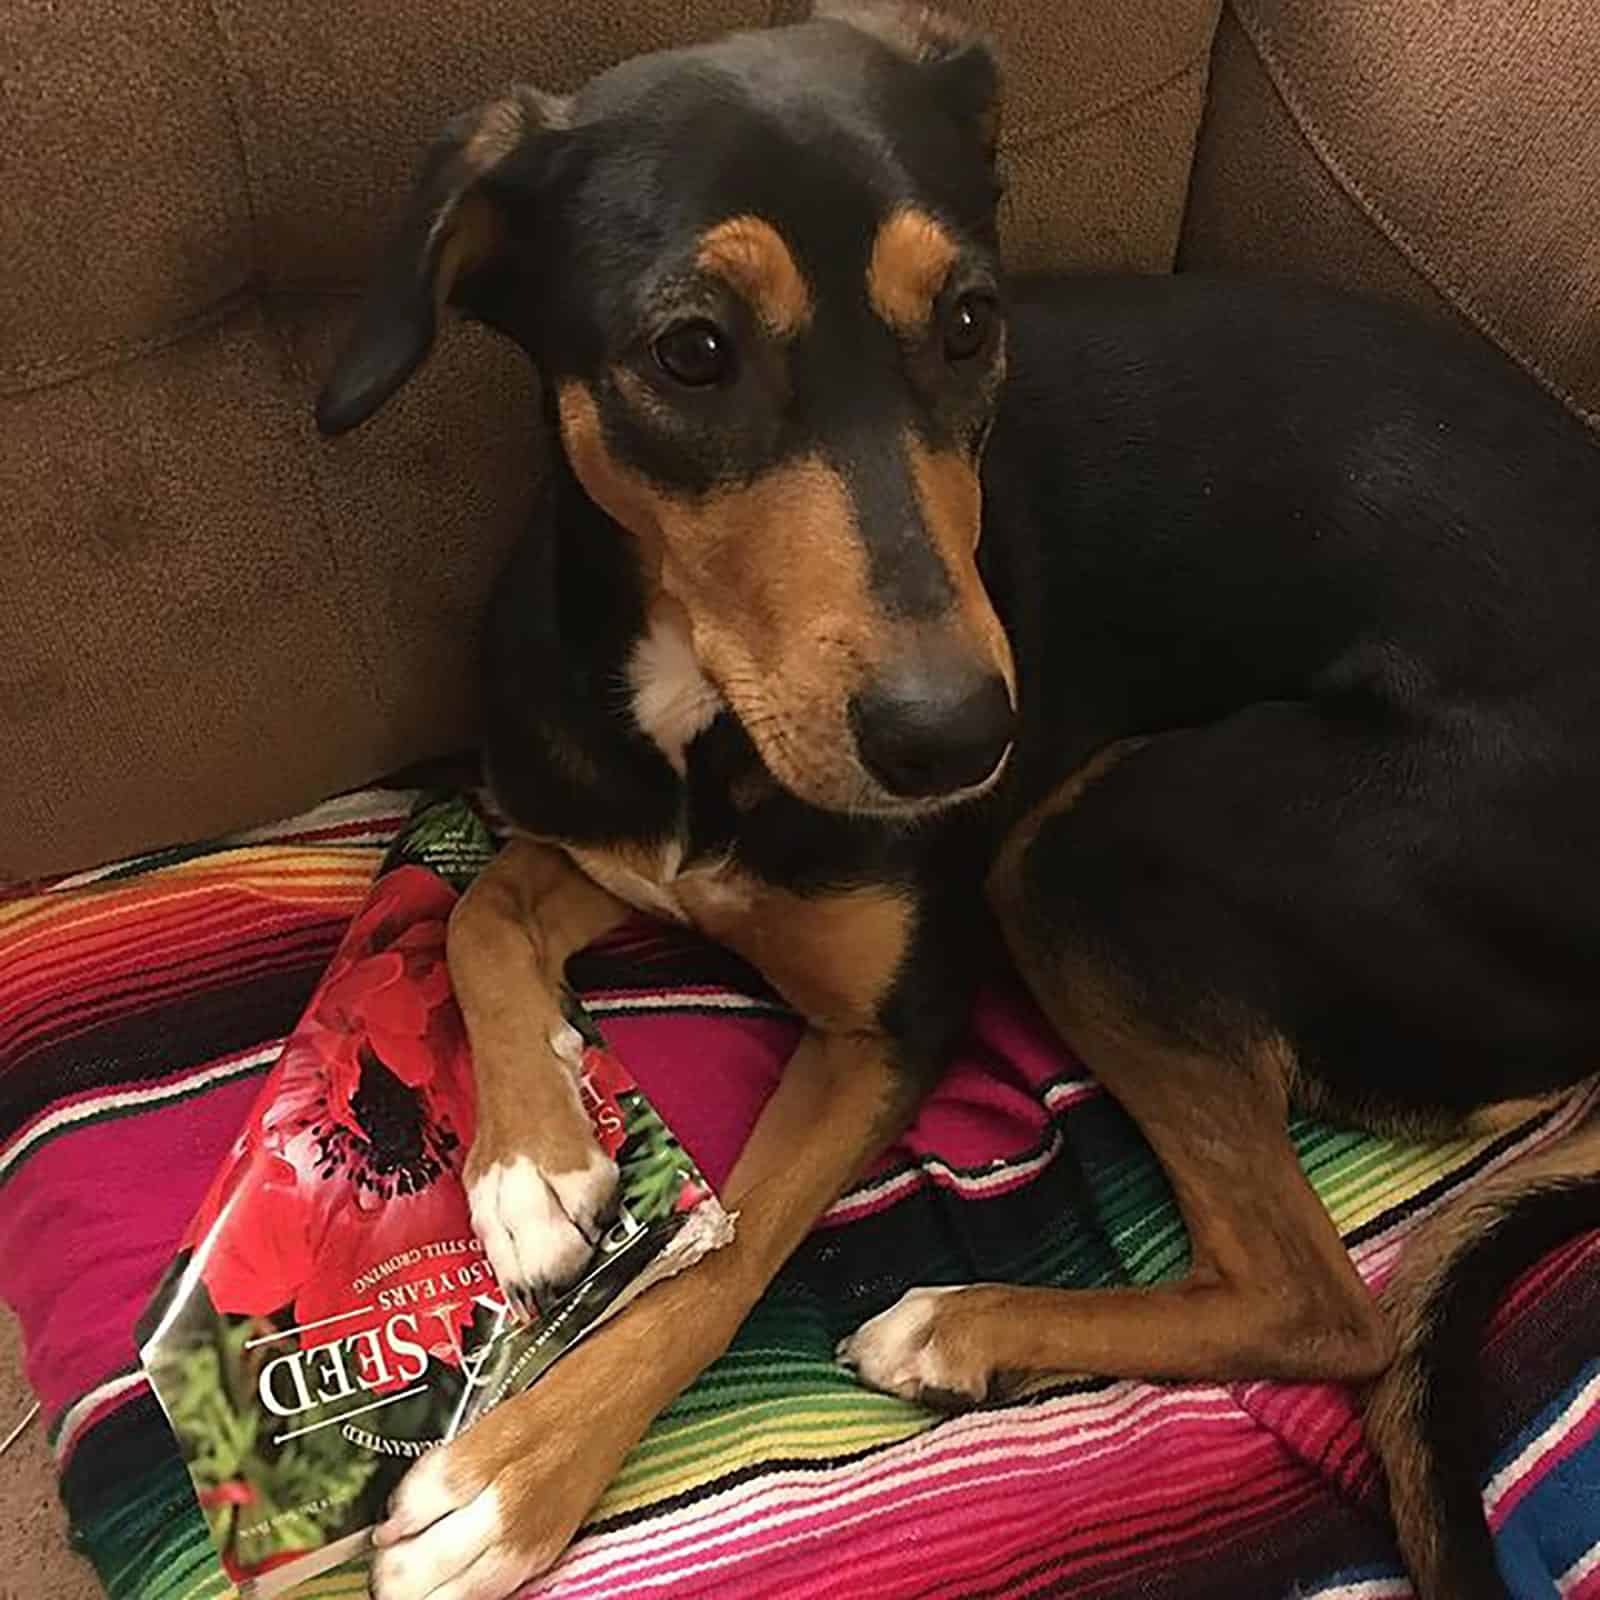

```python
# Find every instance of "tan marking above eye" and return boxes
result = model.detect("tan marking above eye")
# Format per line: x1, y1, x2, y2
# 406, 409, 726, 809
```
695, 216, 814, 337
868, 207, 960, 334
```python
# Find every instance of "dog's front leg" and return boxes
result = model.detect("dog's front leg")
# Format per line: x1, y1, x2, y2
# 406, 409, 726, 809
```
368, 1027, 913, 1600
447, 838, 628, 1314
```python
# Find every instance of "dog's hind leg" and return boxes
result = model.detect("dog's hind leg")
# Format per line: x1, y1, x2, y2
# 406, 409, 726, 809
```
844, 707, 1600, 1600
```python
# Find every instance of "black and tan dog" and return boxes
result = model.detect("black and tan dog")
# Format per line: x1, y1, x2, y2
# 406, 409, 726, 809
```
317, 6, 1600, 1597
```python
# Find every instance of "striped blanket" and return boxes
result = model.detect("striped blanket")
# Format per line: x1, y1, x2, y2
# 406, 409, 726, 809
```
3, 788, 1599, 1600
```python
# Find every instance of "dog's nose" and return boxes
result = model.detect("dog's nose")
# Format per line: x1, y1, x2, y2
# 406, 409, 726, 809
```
850, 662, 1014, 799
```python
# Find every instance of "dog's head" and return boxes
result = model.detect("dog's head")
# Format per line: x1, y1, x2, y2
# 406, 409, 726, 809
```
318, 2, 1016, 817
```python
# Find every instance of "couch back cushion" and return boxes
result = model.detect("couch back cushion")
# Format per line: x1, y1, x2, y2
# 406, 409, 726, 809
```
1, 0, 1218, 880
1181, 0, 1600, 430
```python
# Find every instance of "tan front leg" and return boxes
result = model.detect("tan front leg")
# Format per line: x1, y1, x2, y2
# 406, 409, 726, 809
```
368, 1029, 914, 1600
448, 839, 628, 1312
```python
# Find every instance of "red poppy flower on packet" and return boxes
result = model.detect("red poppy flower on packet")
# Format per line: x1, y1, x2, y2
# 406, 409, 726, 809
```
184, 868, 490, 1382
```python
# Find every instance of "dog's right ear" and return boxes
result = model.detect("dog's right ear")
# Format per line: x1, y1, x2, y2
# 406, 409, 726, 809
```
315, 87, 570, 437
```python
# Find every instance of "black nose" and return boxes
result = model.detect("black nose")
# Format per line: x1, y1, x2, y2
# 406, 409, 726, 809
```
849, 663, 1014, 799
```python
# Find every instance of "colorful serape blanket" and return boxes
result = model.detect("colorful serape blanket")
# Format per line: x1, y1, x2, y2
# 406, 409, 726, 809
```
3, 787, 1599, 1600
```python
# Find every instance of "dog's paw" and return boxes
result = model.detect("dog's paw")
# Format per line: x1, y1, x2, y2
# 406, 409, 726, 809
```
467, 1140, 617, 1316
837, 1285, 993, 1408
370, 1317, 660, 1600
465, 1022, 620, 1314
369, 1467, 518, 1600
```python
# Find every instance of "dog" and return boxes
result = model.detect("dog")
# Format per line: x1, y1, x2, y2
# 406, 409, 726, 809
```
316, 6, 1600, 1597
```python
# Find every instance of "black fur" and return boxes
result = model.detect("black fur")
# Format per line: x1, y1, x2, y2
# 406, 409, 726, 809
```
319, 10, 1600, 1591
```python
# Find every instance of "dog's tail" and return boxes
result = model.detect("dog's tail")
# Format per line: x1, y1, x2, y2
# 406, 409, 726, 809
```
1364, 1105, 1600, 1600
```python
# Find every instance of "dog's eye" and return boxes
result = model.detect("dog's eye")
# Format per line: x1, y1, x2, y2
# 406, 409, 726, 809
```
944, 292, 997, 362
653, 320, 732, 388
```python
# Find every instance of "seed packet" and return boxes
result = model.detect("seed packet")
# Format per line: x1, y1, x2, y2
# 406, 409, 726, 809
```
136, 797, 731, 1598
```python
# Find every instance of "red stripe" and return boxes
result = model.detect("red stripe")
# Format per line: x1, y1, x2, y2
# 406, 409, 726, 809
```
3, 898, 333, 1020
2, 902, 340, 1036
2, 924, 339, 1073
932, 1464, 1323, 1600
1489, 1230, 1600, 1340
2, 868, 366, 975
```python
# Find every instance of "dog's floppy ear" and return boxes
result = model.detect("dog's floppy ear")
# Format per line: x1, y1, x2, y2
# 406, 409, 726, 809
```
316, 86, 569, 437
815, 2, 1001, 158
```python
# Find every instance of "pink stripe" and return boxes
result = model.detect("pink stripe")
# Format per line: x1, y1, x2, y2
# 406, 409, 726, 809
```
0, 1073, 263, 1416
543, 1388, 1252, 1596
926, 1468, 1322, 1600
902, 1459, 1311, 1600
551, 1412, 1281, 1599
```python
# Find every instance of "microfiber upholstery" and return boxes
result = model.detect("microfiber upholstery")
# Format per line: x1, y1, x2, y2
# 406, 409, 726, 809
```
1180, 0, 1600, 428
0, 0, 1221, 881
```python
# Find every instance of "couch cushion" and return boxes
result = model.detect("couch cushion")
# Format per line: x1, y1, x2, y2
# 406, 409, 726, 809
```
1181, 0, 1600, 428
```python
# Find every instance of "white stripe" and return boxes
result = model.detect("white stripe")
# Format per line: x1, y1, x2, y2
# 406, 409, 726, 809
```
585, 993, 788, 1016
824, 1129, 1064, 1221
1484, 1365, 1600, 1516
1295, 1580, 1413, 1600
220, 789, 425, 848
1559, 1537, 1600, 1596
1042, 1076, 1100, 1110
0, 1045, 280, 1181
52, 1370, 149, 1463
557, 1381, 1165, 1576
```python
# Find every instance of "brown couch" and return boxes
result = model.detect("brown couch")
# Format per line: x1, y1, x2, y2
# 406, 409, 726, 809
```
5, 0, 1599, 882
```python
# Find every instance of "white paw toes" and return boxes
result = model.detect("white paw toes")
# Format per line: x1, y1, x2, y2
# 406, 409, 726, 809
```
376, 1446, 470, 1545
468, 1149, 618, 1313
837, 1285, 987, 1405
370, 1483, 505, 1600
372, 1451, 539, 1600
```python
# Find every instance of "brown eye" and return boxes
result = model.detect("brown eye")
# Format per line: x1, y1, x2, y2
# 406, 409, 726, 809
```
653, 319, 732, 387
944, 292, 997, 362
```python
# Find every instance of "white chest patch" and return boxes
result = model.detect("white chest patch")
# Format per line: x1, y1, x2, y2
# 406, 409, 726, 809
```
627, 613, 723, 773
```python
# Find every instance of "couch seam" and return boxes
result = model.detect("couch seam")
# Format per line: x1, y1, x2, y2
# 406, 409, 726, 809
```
1001, 42, 1215, 158
203, 0, 391, 726
1227, 0, 1598, 429
0, 290, 252, 398
0, 287, 362, 400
